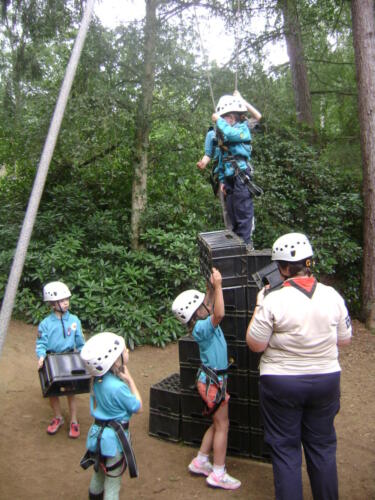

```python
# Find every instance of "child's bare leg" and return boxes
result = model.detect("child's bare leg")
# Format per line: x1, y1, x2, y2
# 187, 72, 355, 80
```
67, 394, 78, 422
199, 424, 214, 454
212, 403, 229, 466
49, 396, 62, 418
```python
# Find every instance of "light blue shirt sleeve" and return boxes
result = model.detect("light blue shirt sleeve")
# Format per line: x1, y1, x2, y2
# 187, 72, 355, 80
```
204, 129, 217, 157
36, 318, 49, 358
216, 117, 251, 143
74, 318, 85, 352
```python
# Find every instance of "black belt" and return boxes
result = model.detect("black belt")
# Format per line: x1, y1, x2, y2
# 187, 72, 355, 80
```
80, 419, 138, 478
94, 418, 129, 430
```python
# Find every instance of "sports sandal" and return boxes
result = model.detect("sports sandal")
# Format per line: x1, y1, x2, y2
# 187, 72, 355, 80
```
47, 416, 64, 435
69, 421, 80, 439
206, 470, 241, 490
188, 458, 213, 477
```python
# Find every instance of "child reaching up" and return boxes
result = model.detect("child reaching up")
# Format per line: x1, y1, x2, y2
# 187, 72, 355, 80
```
172, 268, 241, 490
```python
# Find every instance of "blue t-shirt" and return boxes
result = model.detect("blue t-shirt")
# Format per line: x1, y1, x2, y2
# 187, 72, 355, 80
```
215, 117, 252, 181
86, 372, 141, 456
36, 311, 84, 358
193, 316, 228, 383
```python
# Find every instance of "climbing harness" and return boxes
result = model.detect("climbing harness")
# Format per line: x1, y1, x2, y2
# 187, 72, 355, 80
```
198, 364, 228, 416
80, 419, 138, 478
215, 128, 263, 197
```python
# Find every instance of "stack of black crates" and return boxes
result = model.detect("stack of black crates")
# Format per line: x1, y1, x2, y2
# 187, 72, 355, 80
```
149, 230, 271, 462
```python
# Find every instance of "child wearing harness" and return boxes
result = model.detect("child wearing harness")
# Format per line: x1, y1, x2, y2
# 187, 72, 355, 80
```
36, 281, 85, 438
80, 331, 142, 500
172, 268, 241, 490
197, 91, 262, 245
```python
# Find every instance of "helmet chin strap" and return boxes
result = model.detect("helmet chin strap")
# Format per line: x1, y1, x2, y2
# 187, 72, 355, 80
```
55, 300, 67, 338
56, 300, 64, 313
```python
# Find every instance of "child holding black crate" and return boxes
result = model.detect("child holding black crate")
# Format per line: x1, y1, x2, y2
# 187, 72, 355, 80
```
36, 281, 85, 438
172, 268, 241, 490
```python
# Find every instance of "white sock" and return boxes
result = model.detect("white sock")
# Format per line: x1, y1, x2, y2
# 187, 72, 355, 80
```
213, 464, 225, 477
197, 452, 209, 464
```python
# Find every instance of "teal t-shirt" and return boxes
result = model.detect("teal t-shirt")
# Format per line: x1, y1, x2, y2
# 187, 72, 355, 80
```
193, 316, 228, 383
86, 372, 140, 457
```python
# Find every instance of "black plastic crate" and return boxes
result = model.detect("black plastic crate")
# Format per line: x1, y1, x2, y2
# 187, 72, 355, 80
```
221, 312, 253, 342
198, 230, 249, 287
179, 363, 198, 391
182, 417, 251, 458
249, 427, 272, 463
223, 284, 258, 314
249, 351, 261, 372
178, 335, 249, 371
197, 230, 248, 258
228, 341, 249, 371
249, 371, 260, 401
178, 336, 200, 366
228, 369, 250, 399
247, 250, 272, 282
180, 363, 250, 399
149, 373, 181, 415
38, 352, 91, 398
149, 409, 181, 442
249, 400, 263, 428
180, 389, 250, 428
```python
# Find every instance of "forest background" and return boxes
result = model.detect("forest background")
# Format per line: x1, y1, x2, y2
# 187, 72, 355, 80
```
0, 0, 372, 348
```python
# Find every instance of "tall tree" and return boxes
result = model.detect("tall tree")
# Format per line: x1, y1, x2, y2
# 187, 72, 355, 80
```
278, 0, 313, 127
131, 0, 159, 249
351, 0, 375, 329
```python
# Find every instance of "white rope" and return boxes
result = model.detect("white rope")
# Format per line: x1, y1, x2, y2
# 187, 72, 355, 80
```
193, 6, 216, 110
234, 0, 241, 92
0, 0, 95, 358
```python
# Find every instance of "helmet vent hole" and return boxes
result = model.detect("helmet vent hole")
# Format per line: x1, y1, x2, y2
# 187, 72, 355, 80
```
97, 365, 103, 372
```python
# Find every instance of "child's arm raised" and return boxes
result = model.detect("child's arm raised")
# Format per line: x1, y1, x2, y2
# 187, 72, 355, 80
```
210, 267, 224, 327
233, 90, 262, 121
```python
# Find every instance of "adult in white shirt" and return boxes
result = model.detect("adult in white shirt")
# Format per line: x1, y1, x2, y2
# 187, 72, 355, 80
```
247, 233, 352, 500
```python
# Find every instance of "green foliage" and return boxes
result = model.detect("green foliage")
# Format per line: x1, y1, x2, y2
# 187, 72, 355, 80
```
252, 124, 362, 312
0, 0, 365, 345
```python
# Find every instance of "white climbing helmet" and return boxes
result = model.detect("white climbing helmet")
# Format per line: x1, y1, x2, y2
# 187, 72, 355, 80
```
172, 290, 205, 325
272, 233, 313, 262
43, 281, 71, 302
80, 332, 125, 377
216, 95, 246, 116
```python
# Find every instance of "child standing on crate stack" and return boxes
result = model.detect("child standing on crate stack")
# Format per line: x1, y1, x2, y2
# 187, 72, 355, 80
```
197, 90, 262, 249
36, 281, 85, 438
172, 268, 241, 490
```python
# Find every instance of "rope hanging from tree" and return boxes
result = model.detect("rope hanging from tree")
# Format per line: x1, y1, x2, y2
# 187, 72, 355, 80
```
234, 0, 241, 92
194, 1, 242, 109
193, 6, 216, 110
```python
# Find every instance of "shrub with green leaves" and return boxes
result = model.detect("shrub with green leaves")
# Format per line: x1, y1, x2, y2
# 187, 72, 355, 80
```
0, 122, 363, 345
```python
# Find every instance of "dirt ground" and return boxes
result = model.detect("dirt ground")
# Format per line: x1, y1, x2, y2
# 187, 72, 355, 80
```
0, 319, 374, 500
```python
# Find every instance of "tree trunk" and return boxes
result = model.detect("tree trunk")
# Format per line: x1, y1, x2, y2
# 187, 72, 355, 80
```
279, 0, 313, 127
130, 0, 158, 250
351, 0, 375, 329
